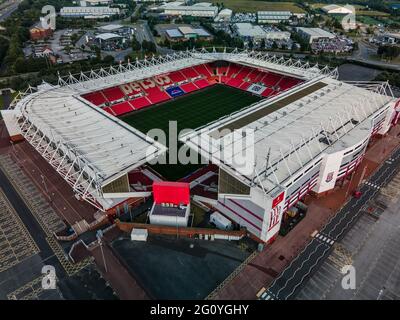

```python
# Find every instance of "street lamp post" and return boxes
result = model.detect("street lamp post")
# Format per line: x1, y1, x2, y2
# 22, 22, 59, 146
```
41, 174, 49, 194
97, 230, 108, 273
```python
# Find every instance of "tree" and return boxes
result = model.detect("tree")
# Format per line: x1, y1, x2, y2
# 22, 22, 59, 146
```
377, 45, 400, 60
95, 46, 101, 60
260, 39, 266, 50
131, 37, 141, 51
103, 55, 114, 65
142, 40, 156, 53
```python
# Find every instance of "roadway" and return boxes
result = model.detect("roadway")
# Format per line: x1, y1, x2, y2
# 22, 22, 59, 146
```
347, 40, 400, 71
261, 145, 400, 300
0, 0, 21, 22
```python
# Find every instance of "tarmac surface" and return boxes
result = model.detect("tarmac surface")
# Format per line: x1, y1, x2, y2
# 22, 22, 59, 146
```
295, 170, 400, 300
0, 165, 120, 299
112, 235, 254, 299
212, 125, 400, 300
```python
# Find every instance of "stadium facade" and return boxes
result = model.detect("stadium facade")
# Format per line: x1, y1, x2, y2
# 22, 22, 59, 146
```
2, 49, 399, 243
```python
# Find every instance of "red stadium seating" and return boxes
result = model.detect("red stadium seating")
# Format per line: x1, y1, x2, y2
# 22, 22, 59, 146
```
253, 72, 266, 83
180, 67, 199, 79
110, 101, 135, 116
225, 78, 244, 89
204, 64, 214, 77
194, 78, 211, 89
82, 62, 304, 118
246, 69, 261, 82
83, 91, 108, 106
235, 66, 252, 81
181, 82, 198, 93
261, 73, 283, 87
168, 70, 186, 83
239, 81, 251, 90
103, 106, 116, 116
128, 170, 154, 188
279, 77, 302, 90
220, 76, 229, 84
145, 87, 171, 104
131, 96, 152, 110
262, 88, 276, 97
226, 63, 240, 78
102, 87, 126, 102
193, 64, 213, 78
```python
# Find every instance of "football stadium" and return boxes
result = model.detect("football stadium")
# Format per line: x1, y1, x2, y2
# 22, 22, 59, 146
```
2, 48, 399, 243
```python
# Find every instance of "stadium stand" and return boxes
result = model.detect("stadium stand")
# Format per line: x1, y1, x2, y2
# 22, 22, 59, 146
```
110, 101, 135, 116
83, 62, 304, 117
239, 81, 251, 90
82, 91, 108, 106
226, 63, 240, 78
194, 78, 211, 89
102, 86, 125, 102
260, 72, 283, 87
130, 96, 152, 110
225, 77, 244, 89
145, 87, 171, 104
217, 66, 228, 76
235, 66, 252, 81
168, 70, 186, 83
180, 67, 199, 79
193, 64, 213, 78
279, 77, 303, 91
261, 88, 276, 97
181, 82, 199, 93
103, 106, 116, 116
128, 169, 155, 191
178, 164, 219, 183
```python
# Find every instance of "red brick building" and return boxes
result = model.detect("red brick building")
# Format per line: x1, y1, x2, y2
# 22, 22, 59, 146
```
29, 27, 53, 41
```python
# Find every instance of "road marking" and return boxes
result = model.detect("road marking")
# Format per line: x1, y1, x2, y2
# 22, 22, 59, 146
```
315, 232, 335, 246
365, 181, 381, 190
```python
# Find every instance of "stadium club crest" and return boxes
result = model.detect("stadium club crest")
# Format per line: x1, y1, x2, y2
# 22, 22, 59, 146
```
326, 172, 334, 183
268, 206, 281, 231
166, 86, 185, 98
268, 191, 285, 231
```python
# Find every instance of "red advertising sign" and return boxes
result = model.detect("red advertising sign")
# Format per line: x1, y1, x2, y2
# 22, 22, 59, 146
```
272, 191, 285, 208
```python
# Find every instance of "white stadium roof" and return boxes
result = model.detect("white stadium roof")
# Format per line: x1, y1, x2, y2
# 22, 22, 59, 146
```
10, 48, 393, 210
180, 74, 395, 198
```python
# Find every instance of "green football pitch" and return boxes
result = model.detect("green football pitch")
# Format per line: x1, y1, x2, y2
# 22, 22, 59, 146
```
122, 84, 262, 180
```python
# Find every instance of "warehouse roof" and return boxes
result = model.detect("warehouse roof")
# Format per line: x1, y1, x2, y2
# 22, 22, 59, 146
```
297, 27, 335, 39
98, 24, 125, 31
166, 29, 183, 38
235, 23, 266, 38
95, 33, 122, 41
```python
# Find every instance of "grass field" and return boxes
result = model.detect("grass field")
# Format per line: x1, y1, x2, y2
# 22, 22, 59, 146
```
122, 85, 261, 180
357, 15, 383, 25
204, 0, 305, 13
